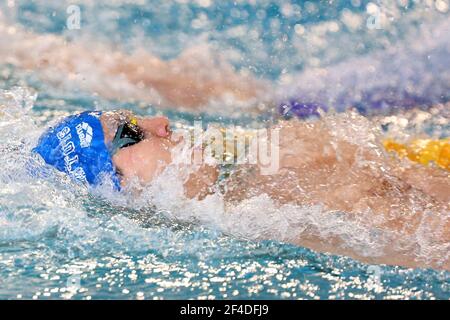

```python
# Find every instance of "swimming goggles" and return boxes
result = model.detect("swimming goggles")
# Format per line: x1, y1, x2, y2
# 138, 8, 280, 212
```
110, 116, 145, 155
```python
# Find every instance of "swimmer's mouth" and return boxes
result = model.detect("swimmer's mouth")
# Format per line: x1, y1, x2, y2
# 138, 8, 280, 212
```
110, 117, 145, 155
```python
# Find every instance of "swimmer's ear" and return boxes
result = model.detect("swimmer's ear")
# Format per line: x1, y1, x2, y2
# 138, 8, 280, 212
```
137, 116, 170, 138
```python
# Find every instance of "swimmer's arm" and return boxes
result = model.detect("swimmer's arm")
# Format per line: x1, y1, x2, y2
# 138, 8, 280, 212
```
0, 23, 265, 109
113, 46, 266, 109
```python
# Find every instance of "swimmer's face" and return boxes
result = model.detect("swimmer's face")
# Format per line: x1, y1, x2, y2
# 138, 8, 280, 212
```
101, 113, 176, 187
113, 134, 174, 186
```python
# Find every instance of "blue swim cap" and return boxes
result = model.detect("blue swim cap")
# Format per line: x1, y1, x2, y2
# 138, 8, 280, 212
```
32, 111, 120, 190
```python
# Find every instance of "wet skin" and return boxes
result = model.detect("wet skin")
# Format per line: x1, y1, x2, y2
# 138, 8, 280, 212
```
100, 112, 450, 270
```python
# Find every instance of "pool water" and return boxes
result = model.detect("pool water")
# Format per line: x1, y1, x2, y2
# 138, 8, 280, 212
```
0, 0, 449, 299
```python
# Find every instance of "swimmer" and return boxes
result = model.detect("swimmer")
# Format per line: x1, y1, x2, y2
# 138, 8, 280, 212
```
33, 110, 450, 271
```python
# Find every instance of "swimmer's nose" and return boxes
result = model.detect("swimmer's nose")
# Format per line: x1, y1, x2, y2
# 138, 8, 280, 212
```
138, 116, 171, 138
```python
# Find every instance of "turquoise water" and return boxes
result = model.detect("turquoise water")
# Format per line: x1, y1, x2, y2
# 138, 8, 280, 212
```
0, 0, 449, 299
